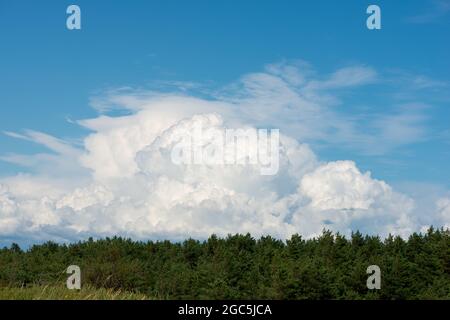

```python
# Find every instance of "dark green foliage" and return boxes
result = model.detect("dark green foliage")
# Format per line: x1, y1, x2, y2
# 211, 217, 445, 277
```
0, 228, 448, 299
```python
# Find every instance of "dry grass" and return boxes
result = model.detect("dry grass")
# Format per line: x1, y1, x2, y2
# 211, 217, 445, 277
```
0, 285, 151, 300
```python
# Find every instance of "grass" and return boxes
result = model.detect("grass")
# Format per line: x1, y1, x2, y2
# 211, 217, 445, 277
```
0, 285, 151, 300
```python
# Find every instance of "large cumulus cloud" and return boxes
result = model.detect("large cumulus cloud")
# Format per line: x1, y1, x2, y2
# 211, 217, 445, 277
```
0, 62, 446, 244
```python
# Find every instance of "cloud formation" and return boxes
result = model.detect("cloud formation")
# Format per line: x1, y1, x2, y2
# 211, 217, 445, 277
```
436, 197, 450, 229
0, 62, 447, 244
406, 0, 450, 23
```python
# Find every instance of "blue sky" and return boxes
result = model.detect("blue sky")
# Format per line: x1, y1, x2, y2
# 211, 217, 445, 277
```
0, 1, 449, 245
1, 0, 449, 185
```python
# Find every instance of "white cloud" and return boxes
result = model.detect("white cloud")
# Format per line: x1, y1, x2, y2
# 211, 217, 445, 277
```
406, 0, 450, 23
0, 62, 446, 243
300, 161, 391, 211
1, 130, 86, 180
0, 185, 18, 234
296, 161, 415, 237
0, 112, 416, 241
305, 66, 377, 90
436, 197, 450, 229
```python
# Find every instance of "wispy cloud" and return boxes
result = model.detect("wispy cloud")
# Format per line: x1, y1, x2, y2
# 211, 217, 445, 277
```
304, 66, 378, 90
1, 130, 85, 179
406, 0, 450, 23
4, 130, 79, 156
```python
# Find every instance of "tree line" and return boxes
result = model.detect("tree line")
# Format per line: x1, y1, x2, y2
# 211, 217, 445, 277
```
0, 228, 448, 299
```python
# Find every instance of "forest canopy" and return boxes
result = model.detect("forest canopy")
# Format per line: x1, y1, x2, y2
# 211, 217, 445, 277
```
0, 228, 448, 300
